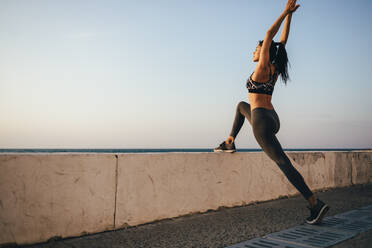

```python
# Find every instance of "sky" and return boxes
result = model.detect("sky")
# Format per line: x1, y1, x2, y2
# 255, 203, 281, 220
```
0, 0, 371, 149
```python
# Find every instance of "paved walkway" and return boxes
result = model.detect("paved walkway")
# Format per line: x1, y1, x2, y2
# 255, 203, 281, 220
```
20, 184, 372, 248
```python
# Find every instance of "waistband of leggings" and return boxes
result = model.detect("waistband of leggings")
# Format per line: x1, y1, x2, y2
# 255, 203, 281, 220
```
252, 107, 276, 113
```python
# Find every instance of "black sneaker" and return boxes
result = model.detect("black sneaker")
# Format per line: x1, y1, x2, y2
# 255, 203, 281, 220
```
306, 199, 330, 225
214, 141, 236, 153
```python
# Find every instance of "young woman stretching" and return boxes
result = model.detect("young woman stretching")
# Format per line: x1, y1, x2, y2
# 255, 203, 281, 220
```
214, 0, 329, 224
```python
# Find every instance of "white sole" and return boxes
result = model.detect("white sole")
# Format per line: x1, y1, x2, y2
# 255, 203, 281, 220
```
214, 150, 236, 153
306, 204, 330, 225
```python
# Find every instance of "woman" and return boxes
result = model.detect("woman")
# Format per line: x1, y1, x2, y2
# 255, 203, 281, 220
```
214, 0, 329, 224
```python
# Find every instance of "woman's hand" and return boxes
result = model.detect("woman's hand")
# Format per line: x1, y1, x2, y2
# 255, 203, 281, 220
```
284, 0, 300, 14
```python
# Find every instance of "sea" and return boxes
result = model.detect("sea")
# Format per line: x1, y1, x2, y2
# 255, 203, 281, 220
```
0, 148, 370, 153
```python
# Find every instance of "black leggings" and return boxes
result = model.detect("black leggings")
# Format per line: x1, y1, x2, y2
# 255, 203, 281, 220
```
230, 101, 313, 200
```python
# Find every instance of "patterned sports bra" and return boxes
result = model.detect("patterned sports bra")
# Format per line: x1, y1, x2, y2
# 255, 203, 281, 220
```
246, 66, 279, 96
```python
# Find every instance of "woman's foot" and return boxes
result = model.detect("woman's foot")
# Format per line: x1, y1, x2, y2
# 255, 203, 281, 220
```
214, 141, 236, 153
306, 199, 330, 225
214, 136, 236, 153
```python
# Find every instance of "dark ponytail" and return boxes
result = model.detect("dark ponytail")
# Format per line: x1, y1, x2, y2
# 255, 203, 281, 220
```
258, 40, 290, 85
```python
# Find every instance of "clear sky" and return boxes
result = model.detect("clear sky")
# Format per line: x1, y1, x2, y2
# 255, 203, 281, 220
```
1, 0, 371, 149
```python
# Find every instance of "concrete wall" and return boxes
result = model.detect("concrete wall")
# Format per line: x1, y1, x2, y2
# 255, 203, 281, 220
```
0, 154, 117, 247
0, 151, 371, 246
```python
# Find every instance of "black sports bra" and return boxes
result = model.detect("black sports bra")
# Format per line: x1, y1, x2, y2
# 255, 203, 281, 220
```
246, 66, 279, 96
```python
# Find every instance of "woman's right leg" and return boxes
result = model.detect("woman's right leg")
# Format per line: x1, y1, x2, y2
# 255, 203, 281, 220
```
229, 101, 252, 139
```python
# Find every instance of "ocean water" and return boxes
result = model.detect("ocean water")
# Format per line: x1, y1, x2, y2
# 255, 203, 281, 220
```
0, 148, 370, 153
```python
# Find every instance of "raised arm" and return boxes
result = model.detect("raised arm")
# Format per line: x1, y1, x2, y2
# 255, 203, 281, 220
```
280, 13, 293, 46
258, 0, 300, 68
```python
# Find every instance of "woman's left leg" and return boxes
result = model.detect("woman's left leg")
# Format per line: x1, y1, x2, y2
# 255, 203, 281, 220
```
251, 108, 314, 200
258, 131, 314, 200
251, 108, 329, 224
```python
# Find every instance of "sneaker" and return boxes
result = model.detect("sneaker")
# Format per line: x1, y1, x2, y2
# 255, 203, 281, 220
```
306, 199, 330, 225
214, 141, 236, 153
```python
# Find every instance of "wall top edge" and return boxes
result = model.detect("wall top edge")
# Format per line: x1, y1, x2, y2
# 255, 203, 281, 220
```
0, 150, 371, 156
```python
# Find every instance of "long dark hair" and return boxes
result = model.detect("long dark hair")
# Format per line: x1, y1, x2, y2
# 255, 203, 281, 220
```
258, 40, 289, 84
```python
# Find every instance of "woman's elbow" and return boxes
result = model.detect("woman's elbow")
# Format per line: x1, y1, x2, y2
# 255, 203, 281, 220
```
266, 30, 275, 39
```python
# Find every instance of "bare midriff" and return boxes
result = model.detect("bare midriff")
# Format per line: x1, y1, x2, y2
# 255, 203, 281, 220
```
248, 93, 274, 111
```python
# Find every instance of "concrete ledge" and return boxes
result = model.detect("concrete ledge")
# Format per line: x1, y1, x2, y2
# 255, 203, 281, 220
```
351, 152, 372, 184
0, 151, 371, 246
0, 154, 117, 246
